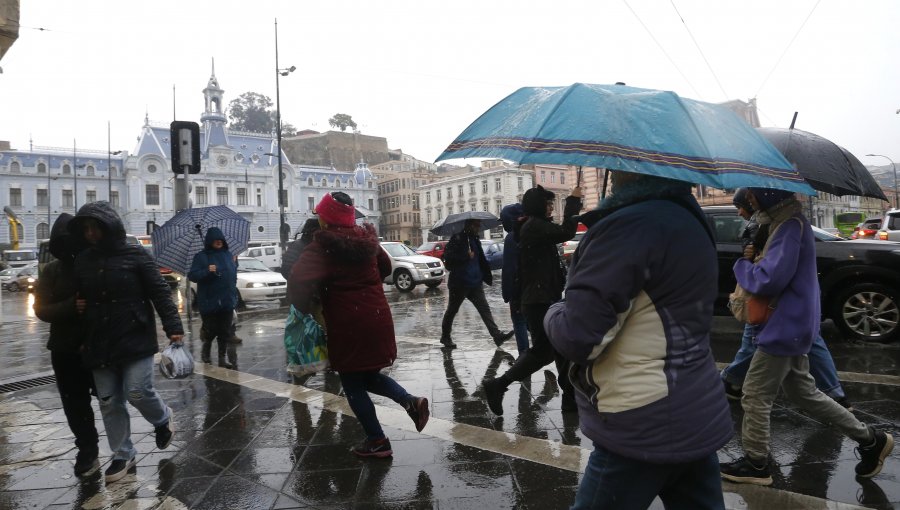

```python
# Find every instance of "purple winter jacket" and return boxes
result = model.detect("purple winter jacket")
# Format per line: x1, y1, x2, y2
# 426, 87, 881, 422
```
733, 213, 819, 357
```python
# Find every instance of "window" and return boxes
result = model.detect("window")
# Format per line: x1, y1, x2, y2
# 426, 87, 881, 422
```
36, 222, 49, 240
308, 196, 315, 211
62, 190, 73, 207
447, 187, 452, 199
237, 188, 247, 205
559, 173, 565, 185
9, 188, 21, 206
425, 191, 431, 204
145, 184, 160, 206
86, 165, 95, 176
110, 165, 117, 178
458, 185, 464, 198
551, 172, 556, 184
86, 190, 96, 203
37, 163, 46, 174
9, 161, 20, 173
110, 191, 119, 207
470, 203, 476, 211
256, 189, 262, 207
517, 177, 524, 191
321, 178, 327, 186
448, 204, 453, 215
279, 189, 288, 208
495, 199, 502, 215
541, 170, 546, 183
482, 200, 489, 211
308, 177, 313, 186
334, 179, 340, 188
36, 189, 48, 206
147, 164, 157, 173
63, 164, 71, 175
436, 189, 442, 201
482, 180, 488, 193
217, 187, 228, 205
368, 198, 374, 210
196, 186, 208, 205
348, 179, 354, 188
495, 178, 502, 191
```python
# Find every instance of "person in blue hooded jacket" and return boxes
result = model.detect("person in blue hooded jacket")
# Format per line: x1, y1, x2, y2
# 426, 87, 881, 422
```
499, 203, 529, 356
188, 227, 239, 369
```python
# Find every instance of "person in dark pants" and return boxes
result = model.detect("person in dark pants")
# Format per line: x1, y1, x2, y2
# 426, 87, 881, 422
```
499, 203, 529, 356
440, 219, 513, 349
188, 227, 239, 369
33, 213, 100, 478
289, 192, 429, 457
483, 185, 582, 414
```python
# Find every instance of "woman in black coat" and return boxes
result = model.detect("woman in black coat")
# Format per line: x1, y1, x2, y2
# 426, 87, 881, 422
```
69, 201, 184, 483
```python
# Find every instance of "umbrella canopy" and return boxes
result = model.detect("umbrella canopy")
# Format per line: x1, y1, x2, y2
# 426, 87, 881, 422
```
151, 206, 250, 274
436, 83, 815, 195
756, 127, 888, 201
431, 211, 501, 237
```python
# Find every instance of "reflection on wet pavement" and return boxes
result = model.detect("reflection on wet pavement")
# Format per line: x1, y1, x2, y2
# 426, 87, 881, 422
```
0, 282, 897, 508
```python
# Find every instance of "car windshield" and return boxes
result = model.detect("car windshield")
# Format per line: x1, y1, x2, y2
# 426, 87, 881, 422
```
812, 225, 843, 241
383, 243, 417, 257
237, 258, 270, 272
416, 242, 435, 251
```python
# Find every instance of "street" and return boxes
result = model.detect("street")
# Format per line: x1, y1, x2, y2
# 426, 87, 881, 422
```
0, 278, 898, 509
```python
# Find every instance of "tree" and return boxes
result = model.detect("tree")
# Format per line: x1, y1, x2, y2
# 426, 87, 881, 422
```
328, 113, 357, 132
228, 91, 298, 136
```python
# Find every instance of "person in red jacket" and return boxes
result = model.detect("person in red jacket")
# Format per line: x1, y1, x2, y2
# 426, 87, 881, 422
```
288, 192, 429, 457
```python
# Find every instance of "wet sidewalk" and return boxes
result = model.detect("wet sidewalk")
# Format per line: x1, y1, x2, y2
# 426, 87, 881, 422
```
0, 284, 898, 509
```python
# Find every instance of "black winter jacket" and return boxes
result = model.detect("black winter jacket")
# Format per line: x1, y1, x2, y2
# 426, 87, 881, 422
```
519, 195, 581, 305
69, 202, 183, 369
33, 213, 82, 352
443, 231, 492, 288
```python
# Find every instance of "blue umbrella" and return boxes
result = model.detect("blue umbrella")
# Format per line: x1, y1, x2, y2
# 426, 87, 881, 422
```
431, 210, 501, 237
437, 83, 815, 195
151, 206, 250, 275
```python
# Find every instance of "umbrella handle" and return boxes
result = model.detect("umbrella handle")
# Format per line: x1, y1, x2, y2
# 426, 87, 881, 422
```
576, 166, 582, 187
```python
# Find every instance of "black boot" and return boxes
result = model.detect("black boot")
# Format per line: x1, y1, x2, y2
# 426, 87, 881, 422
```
226, 344, 238, 370
218, 353, 233, 369
200, 341, 212, 364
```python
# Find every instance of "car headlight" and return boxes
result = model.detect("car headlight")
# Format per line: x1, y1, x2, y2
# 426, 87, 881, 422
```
413, 263, 429, 270
246, 282, 266, 288
27, 277, 35, 283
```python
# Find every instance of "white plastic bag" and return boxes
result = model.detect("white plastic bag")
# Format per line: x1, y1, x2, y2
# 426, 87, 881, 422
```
159, 342, 195, 379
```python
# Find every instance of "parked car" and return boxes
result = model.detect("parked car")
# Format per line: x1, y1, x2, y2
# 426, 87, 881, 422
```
850, 218, 883, 239
558, 231, 586, 265
381, 242, 445, 292
704, 205, 900, 343
877, 208, 900, 242
1, 262, 37, 291
481, 240, 504, 270
190, 256, 287, 309
241, 243, 281, 271
7, 264, 38, 292
415, 240, 449, 259
820, 227, 842, 237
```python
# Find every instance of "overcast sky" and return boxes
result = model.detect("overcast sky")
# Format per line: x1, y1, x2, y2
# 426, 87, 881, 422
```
2, 0, 899, 170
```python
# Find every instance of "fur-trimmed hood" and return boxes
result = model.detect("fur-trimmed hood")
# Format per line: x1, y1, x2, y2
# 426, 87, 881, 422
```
313, 223, 380, 263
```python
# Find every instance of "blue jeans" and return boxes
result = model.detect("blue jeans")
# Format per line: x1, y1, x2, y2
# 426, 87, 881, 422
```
721, 325, 844, 398
572, 443, 725, 510
509, 301, 530, 354
339, 371, 413, 441
93, 355, 171, 461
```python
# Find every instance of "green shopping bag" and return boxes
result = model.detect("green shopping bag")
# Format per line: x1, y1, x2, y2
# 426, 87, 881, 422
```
284, 305, 329, 376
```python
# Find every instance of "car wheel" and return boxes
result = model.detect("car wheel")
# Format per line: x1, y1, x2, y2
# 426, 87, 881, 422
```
394, 269, 415, 292
425, 281, 441, 289
830, 282, 900, 343
7, 282, 19, 292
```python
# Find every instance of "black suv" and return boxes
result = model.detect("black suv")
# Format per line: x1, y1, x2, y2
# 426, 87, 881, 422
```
703, 206, 900, 343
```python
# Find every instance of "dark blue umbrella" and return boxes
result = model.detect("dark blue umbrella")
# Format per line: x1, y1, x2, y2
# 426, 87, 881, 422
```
430, 211, 500, 237
151, 206, 250, 274
437, 83, 815, 195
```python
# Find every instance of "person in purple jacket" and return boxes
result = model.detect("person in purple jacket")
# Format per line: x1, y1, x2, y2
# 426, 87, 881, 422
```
719, 187, 893, 486
544, 171, 732, 509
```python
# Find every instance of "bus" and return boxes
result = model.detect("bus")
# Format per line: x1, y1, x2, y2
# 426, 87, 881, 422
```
834, 212, 865, 238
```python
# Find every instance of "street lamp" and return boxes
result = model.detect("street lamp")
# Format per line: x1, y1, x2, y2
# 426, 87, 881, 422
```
866, 154, 898, 209
108, 121, 122, 201
274, 18, 295, 253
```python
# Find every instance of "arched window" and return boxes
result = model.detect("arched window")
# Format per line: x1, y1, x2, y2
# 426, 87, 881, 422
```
36, 222, 50, 240
307, 177, 313, 186
348, 179, 354, 188
62, 164, 71, 175
110, 166, 118, 178
334, 180, 340, 188
86, 165, 95, 176
321, 178, 327, 186
9, 161, 20, 173
37, 163, 47, 174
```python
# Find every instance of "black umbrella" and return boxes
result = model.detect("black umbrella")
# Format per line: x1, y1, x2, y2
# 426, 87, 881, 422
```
756, 127, 888, 201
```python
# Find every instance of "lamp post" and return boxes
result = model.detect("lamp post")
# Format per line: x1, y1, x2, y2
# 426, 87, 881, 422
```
866, 153, 898, 209
274, 18, 295, 253
73, 139, 78, 211
107, 121, 122, 202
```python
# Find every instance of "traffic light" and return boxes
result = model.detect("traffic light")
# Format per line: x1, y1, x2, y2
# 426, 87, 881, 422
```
170, 121, 201, 174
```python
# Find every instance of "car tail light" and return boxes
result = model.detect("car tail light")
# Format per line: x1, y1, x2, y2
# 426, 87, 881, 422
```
862, 228, 877, 237
878, 231, 888, 241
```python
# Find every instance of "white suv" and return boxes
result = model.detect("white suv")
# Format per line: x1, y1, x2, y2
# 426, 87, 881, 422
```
877, 209, 900, 242
380, 242, 445, 292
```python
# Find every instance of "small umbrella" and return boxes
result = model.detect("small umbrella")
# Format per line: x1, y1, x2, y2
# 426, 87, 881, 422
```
756, 127, 888, 201
431, 211, 501, 237
436, 83, 815, 195
151, 206, 250, 275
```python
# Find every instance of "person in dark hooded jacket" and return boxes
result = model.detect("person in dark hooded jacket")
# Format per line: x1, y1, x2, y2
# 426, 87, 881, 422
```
499, 203, 529, 355
280, 218, 321, 280
188, 227, 239, 368
483, 185, 582, 415
33, 213, 100, 478
69, 201, 183, 484
289, 192, 429, 458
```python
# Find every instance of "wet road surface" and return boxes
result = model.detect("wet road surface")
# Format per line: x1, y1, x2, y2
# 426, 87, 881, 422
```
0, 280, 897, 509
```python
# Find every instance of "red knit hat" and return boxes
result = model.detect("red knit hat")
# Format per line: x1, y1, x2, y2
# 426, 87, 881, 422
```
315, 192, 356, 227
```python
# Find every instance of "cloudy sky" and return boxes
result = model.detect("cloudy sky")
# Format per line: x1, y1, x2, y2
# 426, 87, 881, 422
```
2, 0, 898, 169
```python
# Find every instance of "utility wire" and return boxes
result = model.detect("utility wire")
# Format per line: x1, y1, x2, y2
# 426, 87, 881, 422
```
622, 0, 703, 98
754, 0, 821, 98
669, 0, 729, 100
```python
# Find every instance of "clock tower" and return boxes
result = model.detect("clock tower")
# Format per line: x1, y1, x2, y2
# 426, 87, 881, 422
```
201, 58, 229, 151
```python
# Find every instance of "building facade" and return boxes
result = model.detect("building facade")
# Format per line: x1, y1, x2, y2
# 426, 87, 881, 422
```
0, 65, 380, 248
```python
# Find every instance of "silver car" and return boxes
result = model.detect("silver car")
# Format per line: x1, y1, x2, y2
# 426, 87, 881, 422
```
380, 242, 445, 292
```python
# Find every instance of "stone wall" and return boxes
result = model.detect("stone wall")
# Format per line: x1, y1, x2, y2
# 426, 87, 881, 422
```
282, 131, 391, 172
